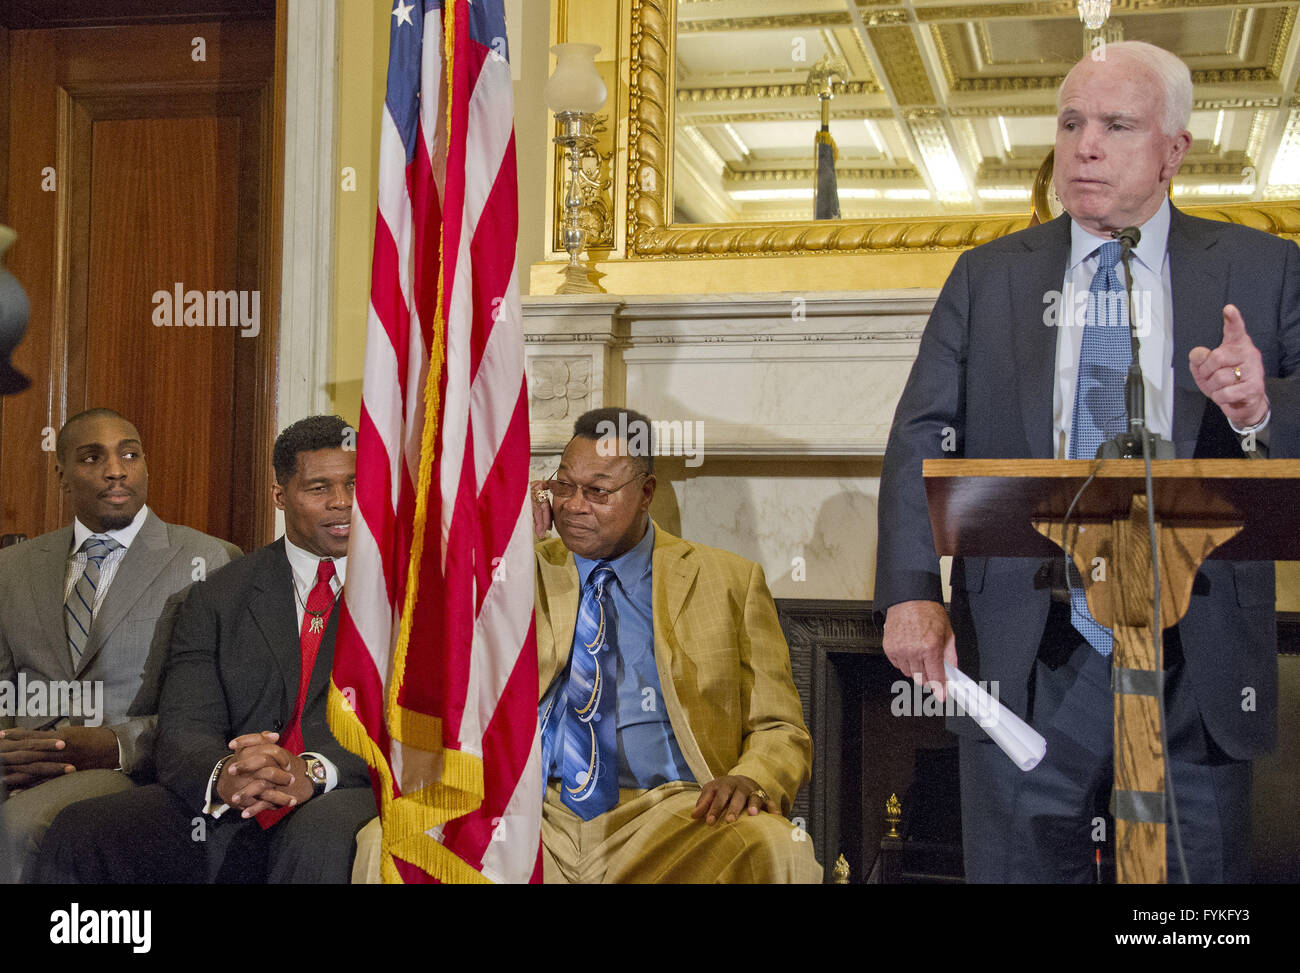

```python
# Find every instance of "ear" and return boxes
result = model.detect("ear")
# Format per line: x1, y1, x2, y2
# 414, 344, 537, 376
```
1160, 130, 1191, 183
271, 481, 287, 512
641, 474, 656, 510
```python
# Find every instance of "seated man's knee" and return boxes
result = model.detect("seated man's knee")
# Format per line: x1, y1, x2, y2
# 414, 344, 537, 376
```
730, 812, 820, 883
268, 788, 376, 884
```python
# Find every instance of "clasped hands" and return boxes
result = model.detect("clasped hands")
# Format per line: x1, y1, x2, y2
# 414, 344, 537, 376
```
216, 731, 314, 818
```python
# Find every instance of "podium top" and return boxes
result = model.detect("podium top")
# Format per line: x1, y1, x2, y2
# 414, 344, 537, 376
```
923, 458, 1300, 561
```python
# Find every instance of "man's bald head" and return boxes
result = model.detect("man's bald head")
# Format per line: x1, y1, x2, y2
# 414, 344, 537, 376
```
56, 408, 137, 465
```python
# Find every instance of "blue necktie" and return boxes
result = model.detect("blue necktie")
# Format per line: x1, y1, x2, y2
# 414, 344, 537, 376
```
65, 534, 122, 667
1069, 240, 1130, 656
557, 565, 619, 820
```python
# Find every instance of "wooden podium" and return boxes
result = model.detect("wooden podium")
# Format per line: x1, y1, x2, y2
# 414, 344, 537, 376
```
923, 458, 1300, 883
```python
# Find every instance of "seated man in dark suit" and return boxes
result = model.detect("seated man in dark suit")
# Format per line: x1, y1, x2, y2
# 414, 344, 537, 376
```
37, 415, 375, 883
0, 408, 239, 879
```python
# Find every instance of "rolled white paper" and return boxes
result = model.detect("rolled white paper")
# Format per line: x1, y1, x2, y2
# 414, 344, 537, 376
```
944, 663, 1046, 772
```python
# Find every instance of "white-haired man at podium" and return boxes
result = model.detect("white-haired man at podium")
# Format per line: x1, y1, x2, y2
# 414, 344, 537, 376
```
876, 40, 1299, 882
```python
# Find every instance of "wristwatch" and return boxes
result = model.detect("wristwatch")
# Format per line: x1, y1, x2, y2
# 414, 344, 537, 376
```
303, 756, 328, 797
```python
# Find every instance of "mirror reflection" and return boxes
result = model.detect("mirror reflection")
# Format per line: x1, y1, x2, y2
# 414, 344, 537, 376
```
672, 0, 1292, 225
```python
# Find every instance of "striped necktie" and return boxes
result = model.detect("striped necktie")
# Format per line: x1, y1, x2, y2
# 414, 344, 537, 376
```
559, 565, 619, 820
1069, 239, 1130, 656
65, 534, 122, 668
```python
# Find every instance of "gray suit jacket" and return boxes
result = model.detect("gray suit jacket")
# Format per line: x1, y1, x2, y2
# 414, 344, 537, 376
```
876, 208, 1300, 759
0, 509, 241, 777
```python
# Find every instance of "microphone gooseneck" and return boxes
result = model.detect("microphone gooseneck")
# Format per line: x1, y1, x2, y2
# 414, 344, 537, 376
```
1097, 224, 1175, 460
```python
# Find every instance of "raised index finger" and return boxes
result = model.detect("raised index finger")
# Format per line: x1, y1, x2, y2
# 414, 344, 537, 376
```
1221, 304, 1247, 346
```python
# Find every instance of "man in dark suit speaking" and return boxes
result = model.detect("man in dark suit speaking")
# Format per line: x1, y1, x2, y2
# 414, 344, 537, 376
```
876, 41, 1300, 882
38, 415, 375, 883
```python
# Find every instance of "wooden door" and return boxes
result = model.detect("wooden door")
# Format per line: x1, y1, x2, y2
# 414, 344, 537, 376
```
0, 12, 280, 553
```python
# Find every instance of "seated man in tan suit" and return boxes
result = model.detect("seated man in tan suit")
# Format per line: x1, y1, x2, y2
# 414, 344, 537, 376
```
531, 407, 820, 883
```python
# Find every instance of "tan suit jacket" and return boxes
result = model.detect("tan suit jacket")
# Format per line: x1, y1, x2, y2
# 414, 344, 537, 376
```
534, 522, 811, 814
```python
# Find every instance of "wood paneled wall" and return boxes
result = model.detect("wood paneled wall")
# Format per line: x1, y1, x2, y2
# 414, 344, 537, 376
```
0, 20, 279, 552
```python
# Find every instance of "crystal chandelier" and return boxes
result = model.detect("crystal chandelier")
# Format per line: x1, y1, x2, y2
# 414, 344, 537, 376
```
1077, 0, 1112, 30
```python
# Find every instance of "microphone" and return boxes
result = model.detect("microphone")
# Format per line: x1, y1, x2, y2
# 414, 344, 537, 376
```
1112, 225, 1140, 250
1097, 225, 1176, 459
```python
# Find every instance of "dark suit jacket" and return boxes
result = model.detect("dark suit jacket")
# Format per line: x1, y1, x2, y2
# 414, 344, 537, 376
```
155, 539, 369, 809
876, 207, 1300, 760
0, 510, 240, 776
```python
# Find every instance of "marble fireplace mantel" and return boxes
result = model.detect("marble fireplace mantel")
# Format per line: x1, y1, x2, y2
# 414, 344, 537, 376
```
522, 291, 937, 460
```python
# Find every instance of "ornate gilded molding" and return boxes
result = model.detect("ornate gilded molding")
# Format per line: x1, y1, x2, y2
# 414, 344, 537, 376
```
628, 0, 1300, 260
1271, 5, 1296, 80
677, 79, 881, 101
628, 0, 672, 256
631, 213, 1034, 257
551, 114, 616, 252
677, 13, 852, 32
727, 166, 920, 183
861, 9, 909, 27
683, 107, 896, 124
1185, 204, 1300, 240
868, 24, 936, 105
914, 1, 1251, 21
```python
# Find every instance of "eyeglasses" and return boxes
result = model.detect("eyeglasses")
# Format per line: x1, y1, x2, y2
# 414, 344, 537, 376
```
542, 471, 648, 506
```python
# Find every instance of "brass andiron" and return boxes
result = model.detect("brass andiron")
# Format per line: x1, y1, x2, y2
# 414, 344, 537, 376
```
832, 854, 850, 885
885, 793, 902, 839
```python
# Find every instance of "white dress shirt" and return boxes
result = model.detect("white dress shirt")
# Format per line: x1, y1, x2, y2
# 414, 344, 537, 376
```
1052, 199, 1267, 458
64, 503, 149, 612
1053, 202, 1174, 459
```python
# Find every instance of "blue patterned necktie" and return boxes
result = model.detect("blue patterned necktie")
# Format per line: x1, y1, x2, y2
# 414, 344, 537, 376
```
1069, 239, 1130, 655
65, 534, 122, 667
558, 565, 620, 820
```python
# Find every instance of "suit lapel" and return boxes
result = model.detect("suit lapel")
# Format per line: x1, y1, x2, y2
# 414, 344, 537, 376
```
648, 525, 711, 783
24, 527, 77, 679
247, 541, 301, 710
77, 511, 179, 676
1011, 215, 1071, 457
658, 537, 698, 633
1168, 207, 1226, 455
535, 544, 579, 694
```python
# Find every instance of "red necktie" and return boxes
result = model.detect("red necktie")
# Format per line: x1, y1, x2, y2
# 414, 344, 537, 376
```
258, 558, 337, 828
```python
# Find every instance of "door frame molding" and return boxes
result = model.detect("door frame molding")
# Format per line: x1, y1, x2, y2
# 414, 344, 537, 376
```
273, 0, 338, 542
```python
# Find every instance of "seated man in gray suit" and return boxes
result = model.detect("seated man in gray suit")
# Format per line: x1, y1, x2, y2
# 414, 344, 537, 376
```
0, 408, 239, 878
38, 415, 375, 884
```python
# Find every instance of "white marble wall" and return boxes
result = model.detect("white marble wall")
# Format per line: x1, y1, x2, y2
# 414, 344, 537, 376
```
522, 291, 937, 600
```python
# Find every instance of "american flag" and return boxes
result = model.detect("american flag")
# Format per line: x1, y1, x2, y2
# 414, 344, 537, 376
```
329, 0, 541, 884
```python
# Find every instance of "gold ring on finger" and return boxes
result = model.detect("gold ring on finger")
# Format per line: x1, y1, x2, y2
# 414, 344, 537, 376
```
1234, 366, 1243, 381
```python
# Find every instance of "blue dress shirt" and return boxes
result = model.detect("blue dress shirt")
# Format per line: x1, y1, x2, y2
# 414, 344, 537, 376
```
541, 523, 696, 789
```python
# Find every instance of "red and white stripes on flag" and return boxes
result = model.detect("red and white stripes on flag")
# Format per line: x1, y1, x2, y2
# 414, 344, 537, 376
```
329, 0, 541, 885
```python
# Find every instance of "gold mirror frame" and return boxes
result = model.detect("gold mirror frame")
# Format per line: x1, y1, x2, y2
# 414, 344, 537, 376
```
626, 0, 1300, 259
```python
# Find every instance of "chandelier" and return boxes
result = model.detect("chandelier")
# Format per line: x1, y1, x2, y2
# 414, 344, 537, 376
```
1077, 0, 1111, 30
